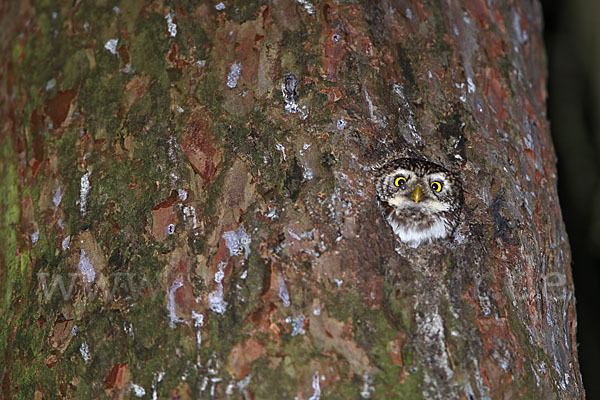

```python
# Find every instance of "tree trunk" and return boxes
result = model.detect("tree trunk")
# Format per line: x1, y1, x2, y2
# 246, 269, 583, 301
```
0, 0, 583, 399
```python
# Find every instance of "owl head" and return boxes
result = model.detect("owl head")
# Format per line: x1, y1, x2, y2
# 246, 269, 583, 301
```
376, 158, 463, 247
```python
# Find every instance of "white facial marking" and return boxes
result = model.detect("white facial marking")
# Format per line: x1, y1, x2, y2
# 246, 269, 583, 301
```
388, 195, 451, 212
427, 173, 450, 191
390, 168, 415, 182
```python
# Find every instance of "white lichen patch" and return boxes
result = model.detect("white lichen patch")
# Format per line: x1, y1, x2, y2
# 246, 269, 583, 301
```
80, 169, 92, 217
275, 142, 287, 161
167, 136, 179, 163
363, 88, 387, 128
277, 273, 290, 307
302, 164, 314, 180
364, 88, 376, 122
124, 323, 134, 338
296, 0, 315, 15
524, 133, 534, 150
512, 12, 527, 44
467, 77, 476, 93
177, 188, 188, 201
283, 96, 299, 114
215, 2, 226, 10
192, 311, 204, 328
80, 341, 91, 363
192, 310, 204, 353
130, 383, 146, 397
222, 226, 251, 259
282, 73, 299, 113
78, 249, 96, 283
53, 186, 63, 209
300, 105, 309, 120
183, 205, 198, 230
300, 142, 311, 153
167, 277, 185, 327
453, 82, 467, 102
45, 78, 56, 91
104, 39, 119, 55
308, 371, 321, 400
120, 63, 132, 73
152, 371, 165, 400
165, 12, 177, 37
31, 230, 39, 245
290, 314, 305, 336
265, 206, 278, 220
62, 236, 71, 250
360, 373, 375, 399
226, 61, 242, 89
166, 223, 175, 235
208, 262, 228, 314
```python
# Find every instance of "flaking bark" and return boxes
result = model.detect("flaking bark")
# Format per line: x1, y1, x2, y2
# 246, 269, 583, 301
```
0, 0, 583, 399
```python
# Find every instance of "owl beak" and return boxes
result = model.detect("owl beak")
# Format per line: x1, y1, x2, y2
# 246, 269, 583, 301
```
411, 185, 423, 203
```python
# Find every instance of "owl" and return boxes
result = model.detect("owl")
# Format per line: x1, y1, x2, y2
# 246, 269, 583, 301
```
376, 158, 463, 247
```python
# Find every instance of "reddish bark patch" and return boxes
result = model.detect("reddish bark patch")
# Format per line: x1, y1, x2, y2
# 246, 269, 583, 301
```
226, 338, 266, 379
483, 67, 508, 123
260, 261, 282, 306
464, 0, 493, 29
44, 89, 76, 128
321, 28, 346, 82
104, 362, 130, 391
319, 86, 344, 104
117, 38, 130, 66
29, 109, 45, 177
151, 194, 179, 242
389, 333, 408, 367
124, 74, 151, 110
236, 23, 261, 84
462, 287, 526, 394
152, 190, 179, 211
167, 42, 186, 71
180, 110, 219, 181
174, 279, 195, 319
172, 262, 195, 319
43, 355, 59, 369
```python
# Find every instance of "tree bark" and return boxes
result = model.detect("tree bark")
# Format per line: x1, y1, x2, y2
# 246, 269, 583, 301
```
0, 0, 583, 399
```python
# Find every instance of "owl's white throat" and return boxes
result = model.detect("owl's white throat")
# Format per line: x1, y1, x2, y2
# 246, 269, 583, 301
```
386, 212, 450, 248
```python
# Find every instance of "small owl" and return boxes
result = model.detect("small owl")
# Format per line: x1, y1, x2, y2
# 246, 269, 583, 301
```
376, 158, 462, 247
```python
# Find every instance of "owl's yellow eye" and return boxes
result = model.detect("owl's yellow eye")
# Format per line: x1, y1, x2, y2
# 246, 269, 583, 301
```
394, 176, 407, 187
430, 181, 443, 192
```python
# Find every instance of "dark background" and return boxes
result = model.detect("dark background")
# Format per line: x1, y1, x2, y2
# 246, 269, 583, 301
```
542, 0, 600, 397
